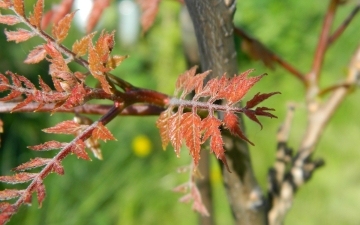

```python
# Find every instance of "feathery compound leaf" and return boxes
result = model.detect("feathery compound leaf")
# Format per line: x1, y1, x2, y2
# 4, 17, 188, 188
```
0, 14, 21, 25
24, 45, 47, 64
28, 140, 66, 151
13, 0, 25, 16
12, 158, 51, 171
29, 0, 44, 28
52, 11, 76, 43
0, 173, 37, 184
0, 189, 24, 201
92, 122, 116, 142
42, 120, 84, 135
181, 112, 202, 167
51, 160, 64, 175
62, 82, 86, 109
71, 139, 89, 160
5, 29, 35, 43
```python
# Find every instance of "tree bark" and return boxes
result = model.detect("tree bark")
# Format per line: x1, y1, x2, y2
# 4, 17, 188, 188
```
183, 1, 267, 224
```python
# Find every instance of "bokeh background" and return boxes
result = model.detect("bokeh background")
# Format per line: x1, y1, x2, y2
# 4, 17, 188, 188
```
1, 0, 360, 224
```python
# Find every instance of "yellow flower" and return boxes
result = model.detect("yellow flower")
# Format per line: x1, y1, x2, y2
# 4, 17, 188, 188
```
132, 135, 152, 157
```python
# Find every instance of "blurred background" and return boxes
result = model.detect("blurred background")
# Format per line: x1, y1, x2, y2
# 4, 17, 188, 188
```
0, 0, 360, 224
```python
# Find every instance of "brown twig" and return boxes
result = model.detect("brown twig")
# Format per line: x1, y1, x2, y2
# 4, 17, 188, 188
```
234, 27, 306, 85
308, 0, 340, 86
328, 3, 360, 46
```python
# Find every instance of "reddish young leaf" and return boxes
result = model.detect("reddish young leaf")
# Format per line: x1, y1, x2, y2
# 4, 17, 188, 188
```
223, 111, 254, 146
94, 30, 115, 62
71, 139, 90, 160
168, 111, 183, 157
201, 116, 230, 171
88, 43, 112, 94
245, 92, 281, 109
35, 180, 45, 208
0, 90, 22, 102
106, 55, 128, 70
12, 158, 51, 171
52, 11, 76, 43
29, 0, 44, 28
0, 14, 21, 25
156, 109, 172, 150
172, 183, 188, 193
11, 95, 35, 112
92, 122, 116, 142
191, 185, 209, 216
175, 66, 197, 96
4, 29, 35, 43
42, 120, 84, 135
62, 82, 86, 109
181, 112, 202, 167
38, 76, 52, 92
0, 0, 11, 9
86, 0, 110, 33
138, 0, 161, 33
0, 203, 16, 224
50, 0, 74, 26
24, 45, 47, 64
51, 160, 64, 175
0, 173, 37, 184
17, 75, 35, 89
254, 107, 277, 118
28, 140, 66, 151
13, 0, 25, 16
0, 189, 23, 201
72, 32, 97, 57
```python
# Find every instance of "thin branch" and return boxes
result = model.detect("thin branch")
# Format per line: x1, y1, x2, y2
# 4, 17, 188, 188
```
308, 0, 341, 85
2, 103, 125, 225
0, 102, 165, 116
328, 3, 360, 46
234, 27, 306, 85
318, 83, 351, 96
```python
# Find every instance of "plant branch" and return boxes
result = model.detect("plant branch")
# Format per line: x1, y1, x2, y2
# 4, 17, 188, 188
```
328, 3, 360, 46
234, 27, 306, 85
0, 102, 165, 116
308, 0, 340, 86
1, 103, 125, 225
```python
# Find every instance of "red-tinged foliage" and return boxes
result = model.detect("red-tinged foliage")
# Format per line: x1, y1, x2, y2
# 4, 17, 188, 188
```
13, 0, 24, 16
28, 140, 66, 151
42, 120, 85, 135
0, 15, 21, 25
0, 203, 16, 224
106, 55, 128, 70
168, 111, 183, 157
35, 180, 46, 208
181, 112, 202, 166
86, 0, 110, 33
92, 122, 116, 142
138, 0, 161, 33
157, 67, 278, 170
0, 173, 37, 184
223, 111, 254, 146
72, 32, 97, 57
88, 42, 112, 94
24, 45, 47, 64
4, 28, 35, 43
245, 92, 281, 109
41, 0, 74, 29
52, 11, 76, 43
51, 160, 64, 175
0, 190, 23, 201
62, 82, 86, 108
201, 116, 229, 171
29, 0, 44, 28
0, 0, 11, 9
191, 185, 209, 217
12, 158, 51, 172
71, 139, 90, 160
155, 110, 171, 149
